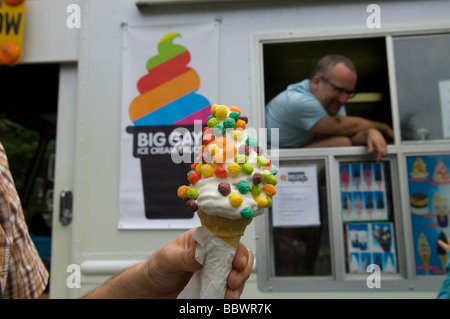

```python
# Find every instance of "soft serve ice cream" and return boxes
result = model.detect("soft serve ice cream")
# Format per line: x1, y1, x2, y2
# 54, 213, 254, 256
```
178, 104, 277, 224
177, 104, 277, 298
410, 156, 428, 179
418, 233, 431, 274
432, 159, 450, 182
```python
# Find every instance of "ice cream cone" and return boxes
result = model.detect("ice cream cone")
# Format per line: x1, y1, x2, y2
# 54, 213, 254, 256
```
439, 254, 447, 269
355, 194, 363, 219
418, 233, 431, 274
177, 104, 276, 299
420, 253, 430, 274
377, 181, 382, 190
197, 209, 252, 248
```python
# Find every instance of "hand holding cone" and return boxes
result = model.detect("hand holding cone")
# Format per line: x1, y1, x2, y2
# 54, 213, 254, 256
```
177, 104, 277, 298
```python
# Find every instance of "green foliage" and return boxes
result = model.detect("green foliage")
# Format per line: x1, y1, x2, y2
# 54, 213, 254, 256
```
0, 118, 40, 188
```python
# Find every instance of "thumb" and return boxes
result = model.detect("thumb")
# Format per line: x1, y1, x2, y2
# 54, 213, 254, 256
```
182, 242, 202, 272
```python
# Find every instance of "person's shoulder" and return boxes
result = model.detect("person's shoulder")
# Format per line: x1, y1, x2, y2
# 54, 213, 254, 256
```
287, 80, 313, 97
286, 81, 319, 107
287, 79, 310, 92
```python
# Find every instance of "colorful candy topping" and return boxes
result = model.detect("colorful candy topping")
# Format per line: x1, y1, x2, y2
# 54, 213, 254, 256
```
228, 162, 241, 175
185, 199, 198, 212
186, 187, 199, 199
187, 171, 201, 185
218, 182, 231, 196
229, 193, 243, 207
214, 167, 228, 179
178, 104, 278, 219
236, 180, 250, 194
177, 185, 189, 198
240, 207, 253, 219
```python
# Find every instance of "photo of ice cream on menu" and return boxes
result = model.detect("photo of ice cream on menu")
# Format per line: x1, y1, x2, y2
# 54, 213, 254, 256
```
407, 155, 450, 275
345, 223, 397, 274
340, 162, 388, 222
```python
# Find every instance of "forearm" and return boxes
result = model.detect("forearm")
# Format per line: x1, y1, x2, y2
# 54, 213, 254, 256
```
310, 114, 392, 139
343, 116, 391, 137
83, 261, 156, 299
349, 129, 370, 146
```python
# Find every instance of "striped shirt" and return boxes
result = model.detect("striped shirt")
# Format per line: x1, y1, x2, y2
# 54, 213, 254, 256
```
0, 142, 49, 298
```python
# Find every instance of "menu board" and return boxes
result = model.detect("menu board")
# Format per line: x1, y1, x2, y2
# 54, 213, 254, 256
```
345, 223, 397, 274
407, 155, 450, 275
340, 161, 398, 274
340, 162, 388, 222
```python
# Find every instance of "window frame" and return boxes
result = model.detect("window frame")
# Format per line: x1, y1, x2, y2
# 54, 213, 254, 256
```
252, 24, 450, 292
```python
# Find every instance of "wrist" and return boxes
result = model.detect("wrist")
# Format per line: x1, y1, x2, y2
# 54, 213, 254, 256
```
379, 123, 391, 135
132, 259, 160, 298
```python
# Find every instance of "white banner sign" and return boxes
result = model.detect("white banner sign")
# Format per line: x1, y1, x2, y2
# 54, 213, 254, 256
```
119, 22, 219, 229
272, 165, 321, 227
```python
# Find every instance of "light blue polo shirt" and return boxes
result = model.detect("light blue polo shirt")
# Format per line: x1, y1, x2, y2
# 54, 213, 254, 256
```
265, 79, 346, 148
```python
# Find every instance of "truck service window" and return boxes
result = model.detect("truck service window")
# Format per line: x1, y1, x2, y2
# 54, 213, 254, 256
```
263, 37, 392, 149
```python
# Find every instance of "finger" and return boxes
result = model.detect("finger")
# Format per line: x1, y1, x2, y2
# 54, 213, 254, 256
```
232, 242, 249, 272
372, 147, 380, 162
236, 248, 254, 297
376, 146, 383, 162
366, 141, 374, 155
228, 247, 249, 291
186, 242, 202, 271
369, 144, 381, 162
373, 141, 387, 162
227, 249, 254, 292
243, 248, 254, 280
175, 228, 202, 272
380, 144, 388, 161
224, 287, 240, 299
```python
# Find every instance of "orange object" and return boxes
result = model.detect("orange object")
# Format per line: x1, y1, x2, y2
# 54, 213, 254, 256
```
213, 151, 225, 165
235, 119, 247, 130
214, 136, 227, 148
229, 106, 241, 114
177, 185, 189, 198
128, 69, 200, 122
0, 0, 25, 66
4, 0, 24, 5
223, 143, 236, 158
263, 184, 276, 197
0, 43, 20, 65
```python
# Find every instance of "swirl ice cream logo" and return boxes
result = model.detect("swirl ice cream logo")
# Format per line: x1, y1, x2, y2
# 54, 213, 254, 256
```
128, 32, 211, 126
125, 32, 211, 220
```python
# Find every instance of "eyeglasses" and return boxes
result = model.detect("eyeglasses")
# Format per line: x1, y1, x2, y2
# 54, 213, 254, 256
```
320, 76, 356, 99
